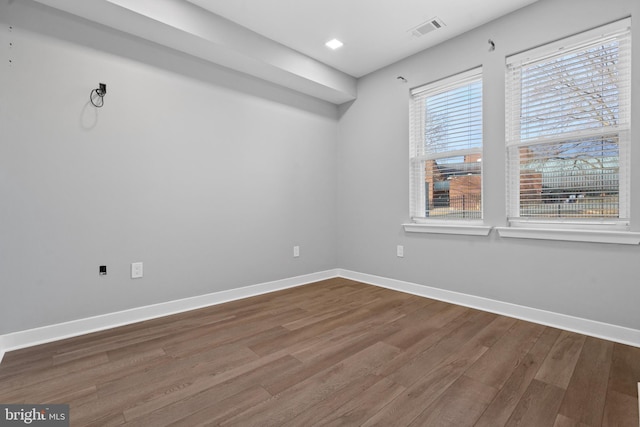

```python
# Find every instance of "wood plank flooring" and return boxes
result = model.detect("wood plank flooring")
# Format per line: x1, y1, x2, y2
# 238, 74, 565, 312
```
1, 278, 638, 426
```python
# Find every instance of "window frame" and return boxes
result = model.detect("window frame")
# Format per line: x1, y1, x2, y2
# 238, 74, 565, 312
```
504, 19, 632, 234
408, 67, 485, 230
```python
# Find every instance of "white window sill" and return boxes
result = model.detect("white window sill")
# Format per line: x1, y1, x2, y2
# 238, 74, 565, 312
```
495, 227, 640, 245
403, 223, 492, 236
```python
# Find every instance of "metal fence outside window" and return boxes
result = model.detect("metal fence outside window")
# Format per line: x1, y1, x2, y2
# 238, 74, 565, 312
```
426, 194, 482, 219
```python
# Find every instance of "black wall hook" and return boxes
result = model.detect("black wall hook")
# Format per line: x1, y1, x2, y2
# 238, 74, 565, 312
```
90, 83, 107, 107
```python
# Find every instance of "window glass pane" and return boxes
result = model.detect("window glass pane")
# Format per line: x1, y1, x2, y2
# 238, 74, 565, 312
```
516, 136, 619, 218
425, 81, 482, 156
424, 154, 482, 219
520, 41, 622, 141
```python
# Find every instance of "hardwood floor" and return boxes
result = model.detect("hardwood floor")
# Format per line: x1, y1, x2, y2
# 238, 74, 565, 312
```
1, 278, 638, 426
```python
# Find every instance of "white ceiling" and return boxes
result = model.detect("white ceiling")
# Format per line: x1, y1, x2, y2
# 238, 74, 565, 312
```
32, 0, 539, 103
186, 0, 539, 78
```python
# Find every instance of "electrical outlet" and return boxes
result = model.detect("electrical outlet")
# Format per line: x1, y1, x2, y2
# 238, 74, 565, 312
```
397, 245, 404, 258
131, 262, 143, 279
293, 246, 300, 258
99, 265, 107, 276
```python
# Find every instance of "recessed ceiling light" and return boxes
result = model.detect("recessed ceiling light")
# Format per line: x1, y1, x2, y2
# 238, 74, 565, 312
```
325, 39, 343, 50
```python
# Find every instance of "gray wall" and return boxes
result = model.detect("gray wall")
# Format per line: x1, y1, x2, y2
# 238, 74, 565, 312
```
337, 0, 640, 330
0, 1, 338, 334
2, 0, 640, 338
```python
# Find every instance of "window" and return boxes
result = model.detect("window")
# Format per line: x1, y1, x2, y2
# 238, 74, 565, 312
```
505, 19, 631, 228
410, 68, 483, 221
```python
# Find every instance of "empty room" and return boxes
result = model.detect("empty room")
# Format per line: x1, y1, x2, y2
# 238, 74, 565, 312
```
1, 0, 639, 425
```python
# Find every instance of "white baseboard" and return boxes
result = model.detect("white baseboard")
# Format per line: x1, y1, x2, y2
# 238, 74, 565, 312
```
2, 267, 638, 365
0, 269, 338, 363
337, 269, 640, 348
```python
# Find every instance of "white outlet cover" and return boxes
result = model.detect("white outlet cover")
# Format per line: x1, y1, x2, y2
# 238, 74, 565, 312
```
397, 245, 404, 257
131, 262, 143, 279
293, 246, 300, 257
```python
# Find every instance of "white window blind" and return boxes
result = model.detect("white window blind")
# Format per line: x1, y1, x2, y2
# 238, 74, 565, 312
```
505, 19, 631, 225
410, 68, 483, 220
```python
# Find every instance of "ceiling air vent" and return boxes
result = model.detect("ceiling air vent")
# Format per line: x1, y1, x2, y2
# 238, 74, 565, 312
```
410, 17, 446, 38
